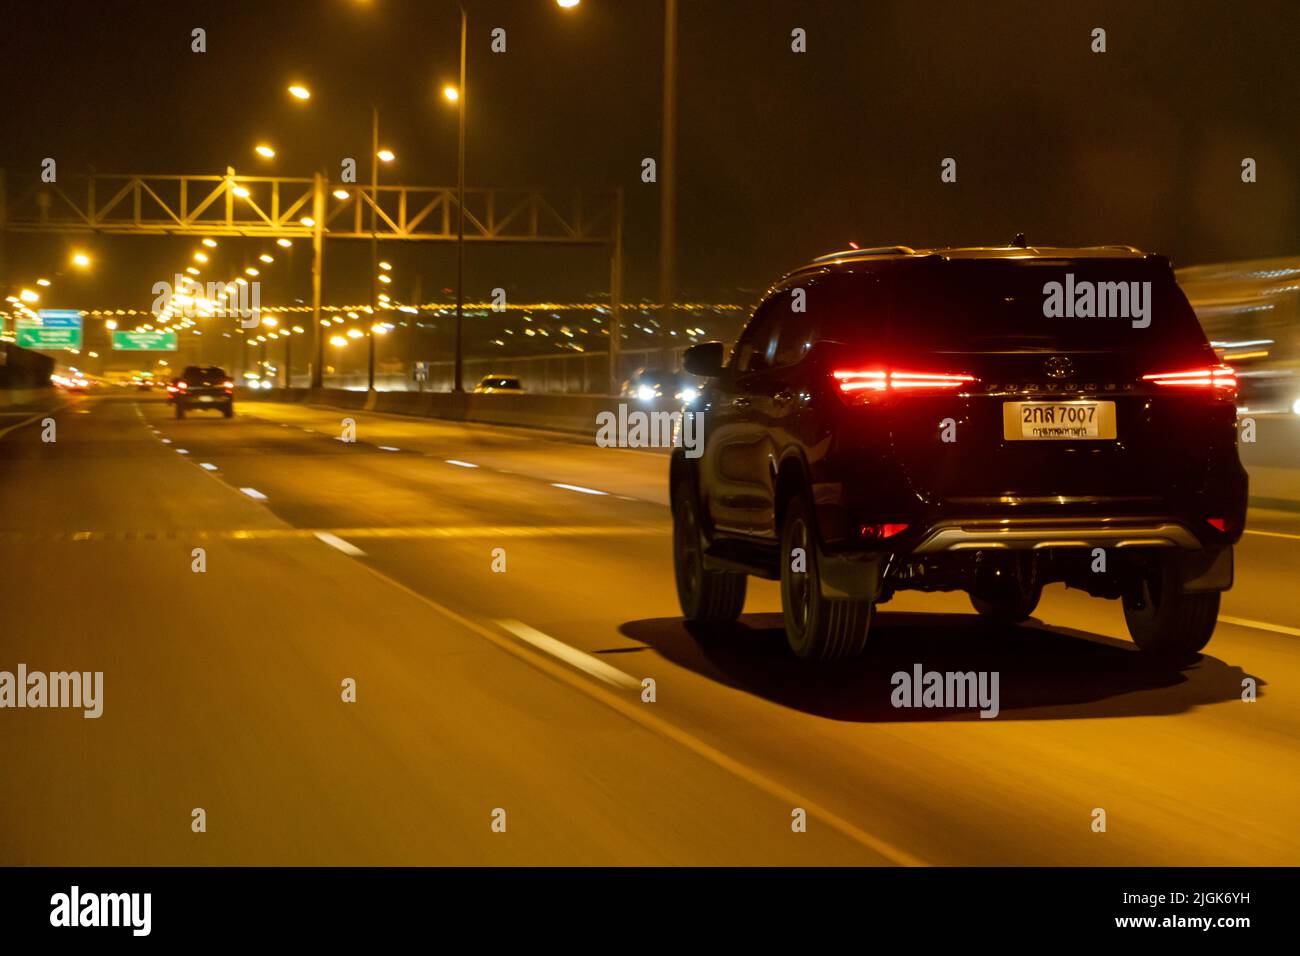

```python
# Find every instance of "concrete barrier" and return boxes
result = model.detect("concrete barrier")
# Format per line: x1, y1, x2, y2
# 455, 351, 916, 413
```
0, 386, 57, 409
239, 387, 686, 443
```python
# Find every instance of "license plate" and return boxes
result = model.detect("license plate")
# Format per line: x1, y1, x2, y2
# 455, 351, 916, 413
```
1003, 401, 1116, 440
198, 395, 214, 402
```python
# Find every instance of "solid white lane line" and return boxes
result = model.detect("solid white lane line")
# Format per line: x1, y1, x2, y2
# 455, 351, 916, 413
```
342, 563, 924, 865
1219, 615, 1300, 638
497, 620, 640, 689
199, 463, 218, 471
0, 405, 65, 440
313, 531, 366, 557
552, 482, 607, 496
445, 459, 478, 468
240, 487, 267, 501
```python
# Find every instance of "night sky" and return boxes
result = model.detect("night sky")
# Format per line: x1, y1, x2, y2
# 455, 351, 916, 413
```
1, 0, 1297, 313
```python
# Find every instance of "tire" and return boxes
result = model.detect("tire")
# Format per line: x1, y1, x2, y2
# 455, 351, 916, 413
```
1122, 559, 1219, 659
222, 403, 234, 419
779, 493, 872, 660
672, 484, 746, 622
175, 404, 185, 420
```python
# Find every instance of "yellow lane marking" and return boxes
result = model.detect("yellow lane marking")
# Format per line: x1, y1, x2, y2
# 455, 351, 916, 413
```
0, 525, 666, 543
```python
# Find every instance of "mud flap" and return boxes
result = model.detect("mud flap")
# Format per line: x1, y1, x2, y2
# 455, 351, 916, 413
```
1173, 546, 1233, 592
817, 549, 886, 602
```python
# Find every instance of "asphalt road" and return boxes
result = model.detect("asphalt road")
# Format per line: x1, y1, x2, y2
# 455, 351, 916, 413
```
1, 393, 1298, 865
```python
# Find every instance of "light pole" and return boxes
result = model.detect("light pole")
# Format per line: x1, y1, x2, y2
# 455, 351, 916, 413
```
369, 105, 379, 392
659, 0, 678, 369
454, 1, 468, 393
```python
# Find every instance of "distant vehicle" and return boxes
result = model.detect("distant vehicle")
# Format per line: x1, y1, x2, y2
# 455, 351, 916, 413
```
473, 374, 524, 394
621, 367, 699, 404
168, 365, 234, 419
52, 373, 89, 392
671, 242, 1247, 663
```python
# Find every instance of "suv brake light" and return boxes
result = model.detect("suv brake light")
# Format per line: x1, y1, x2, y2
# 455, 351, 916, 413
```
176, 381, 188, 390
1141, 364, 1236, 397
833, 368, 975, 402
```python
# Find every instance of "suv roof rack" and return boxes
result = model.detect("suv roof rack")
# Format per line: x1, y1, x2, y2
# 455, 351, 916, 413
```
811, 246, 917, 263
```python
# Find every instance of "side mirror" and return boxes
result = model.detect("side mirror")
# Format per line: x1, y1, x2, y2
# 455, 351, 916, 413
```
682, 341, 725, 378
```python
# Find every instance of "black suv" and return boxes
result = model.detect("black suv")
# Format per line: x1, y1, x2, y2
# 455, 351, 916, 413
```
170, 365, 234, 419
670, 243, 1247, 661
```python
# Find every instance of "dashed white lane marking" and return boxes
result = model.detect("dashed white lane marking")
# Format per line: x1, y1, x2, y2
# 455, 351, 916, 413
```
552, 483, 607, 496
176, 448, 189, 455
199, 463, 218, 471
160, 438, 172, 444
378, 446, 400, 452
313, 531, 366, 557
497, 620, 640, 689
1243, 528, 1300, 542
445, 459, 478, 468
1219, 615, 1300, 638
240, 487, 268, 501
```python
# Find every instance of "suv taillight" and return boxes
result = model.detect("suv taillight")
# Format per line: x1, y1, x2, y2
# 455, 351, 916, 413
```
223, 380, 234, 391
833, 368, 975, 403
177, 381, 188, 390
1141, 364, 1236, 398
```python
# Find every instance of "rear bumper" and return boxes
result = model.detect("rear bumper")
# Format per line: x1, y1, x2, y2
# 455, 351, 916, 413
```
910, 517, 1205, 554
818, 516, 1235, 600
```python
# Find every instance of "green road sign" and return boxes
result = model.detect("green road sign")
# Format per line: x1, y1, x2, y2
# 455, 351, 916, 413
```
112, 331, 178, 351
16, 322, 82, 350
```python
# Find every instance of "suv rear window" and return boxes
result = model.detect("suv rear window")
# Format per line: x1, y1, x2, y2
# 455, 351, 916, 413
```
824, 260, 1211, 358
182, 366, 228, 385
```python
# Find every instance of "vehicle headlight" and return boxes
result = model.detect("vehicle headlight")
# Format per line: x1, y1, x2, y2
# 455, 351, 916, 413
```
1292, 397, 1300, 416
678, 387, 698, 404
636, 384, 656, 402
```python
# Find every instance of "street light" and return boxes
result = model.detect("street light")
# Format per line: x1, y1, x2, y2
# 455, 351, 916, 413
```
254, 144, 276, 158
376, 148, 395, 163
71, 252, 91, 268
288, 84, 311, 100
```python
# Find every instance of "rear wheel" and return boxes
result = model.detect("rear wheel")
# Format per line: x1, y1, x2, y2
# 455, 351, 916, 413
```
174, 404, 185, 420
1122, 559, 1219, 659
672, 484, 746, 622
780, 494, 872, 660
222, 403, 234, 419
